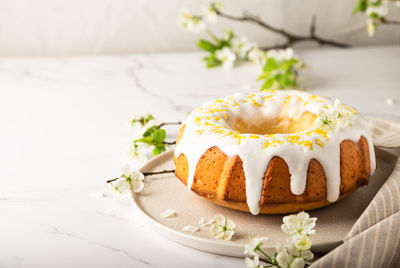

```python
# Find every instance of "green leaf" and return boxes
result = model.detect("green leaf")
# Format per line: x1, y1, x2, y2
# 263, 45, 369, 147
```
152, 129, 166, 143
369, 13, 379, 19
134, 136, 154, 145
371, 0, 383, 7
260, 77, 276, 91
153, 146, 162, 156
152, 144, 166, 156
197, 39, 218, 52
157, 144, 166, 152
257, 72, 272, 81
218, 40, 230, 49
352, 0, 367, 15
278, 59, 298, 71
206, 60, 221, 68
263, 58, 277, 72
203, 54, 222, 68
143, 125, 159, 137
277, 73, 293, 88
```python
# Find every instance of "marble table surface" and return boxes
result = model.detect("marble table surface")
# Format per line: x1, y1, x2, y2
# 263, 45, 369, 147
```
0, 46, 399, 268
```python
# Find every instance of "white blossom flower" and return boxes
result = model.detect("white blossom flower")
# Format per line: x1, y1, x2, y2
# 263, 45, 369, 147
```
222, 29, 234, 41
286, 243, 314, 261
110, 165, 144, 194
281, 212, 317, 239
160, 209, 176, 218
210, 214, 235, 240
244, 254, 262, 268
231, 35, 256, 59
178, 8, 206, 33
275, 246, 306, 268
211, 0, 224, 8
294, 234, 312, 251
267, 48, 294, 62
291, 258, 306, 268
182, 225, 199, 232
215, 47, 236, 69
366, 19, 377, 37
316, 99, 353, 131
386, 98, 394, 105
198, 217, 214, 227
202, 5, 217, 22
129, 142, 151, 163
301, 250, 314, 261
244, 237, 269, 256
366, 4, 389, 17
110, 177, 130, 193
242, 212, 315, 267
276, 246, 294, 267
130, 113, 157, 128
248, 47, 266, 66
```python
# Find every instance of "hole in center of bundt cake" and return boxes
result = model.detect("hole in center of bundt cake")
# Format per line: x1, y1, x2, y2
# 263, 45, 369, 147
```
229, 111, 317, 135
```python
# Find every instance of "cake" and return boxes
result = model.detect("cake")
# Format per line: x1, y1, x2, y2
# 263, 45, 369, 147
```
173, 90, 376, 215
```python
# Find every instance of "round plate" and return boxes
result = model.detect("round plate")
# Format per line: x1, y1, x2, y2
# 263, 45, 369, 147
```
130, 148, 397, 257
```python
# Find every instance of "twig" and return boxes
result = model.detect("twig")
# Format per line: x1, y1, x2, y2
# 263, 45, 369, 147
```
384, 20, 400, 25
214, 8, 349, 48
163, 141, 176, 145
106, 169, 176, 183
259, 44, 290, 50
158, 122, 182, 128
142, 169, 175, 176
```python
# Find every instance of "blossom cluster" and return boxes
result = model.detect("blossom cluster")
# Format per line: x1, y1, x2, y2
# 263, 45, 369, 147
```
353, 0, 400, 36
244, 212, 317, 268
177, 1, 306, 91
316, 99, 355, 131
257, 48, 305, 90
108, 165, 145, 194
128, 113, 172, 163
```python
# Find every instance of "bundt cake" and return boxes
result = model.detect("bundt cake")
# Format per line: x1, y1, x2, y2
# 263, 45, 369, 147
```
173, 90, 376, 215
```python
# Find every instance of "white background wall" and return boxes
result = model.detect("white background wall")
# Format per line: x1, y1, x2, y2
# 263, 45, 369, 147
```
0, 0, 399, 57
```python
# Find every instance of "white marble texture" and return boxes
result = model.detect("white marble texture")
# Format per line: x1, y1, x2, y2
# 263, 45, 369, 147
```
0, 46, 399, 268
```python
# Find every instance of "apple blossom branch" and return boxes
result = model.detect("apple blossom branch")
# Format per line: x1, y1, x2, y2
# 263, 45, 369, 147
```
131, 115, 181, 157
106, 169, 176, 184
214, 7, 349, 49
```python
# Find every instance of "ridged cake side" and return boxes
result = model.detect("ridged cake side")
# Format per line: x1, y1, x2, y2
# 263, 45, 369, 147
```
174, 126, 371, 214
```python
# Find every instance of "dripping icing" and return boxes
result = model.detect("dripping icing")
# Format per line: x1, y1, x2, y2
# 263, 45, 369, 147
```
174, 90, 376, 215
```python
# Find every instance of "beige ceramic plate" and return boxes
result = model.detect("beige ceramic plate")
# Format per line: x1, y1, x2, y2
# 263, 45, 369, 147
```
130, 148, 397, 257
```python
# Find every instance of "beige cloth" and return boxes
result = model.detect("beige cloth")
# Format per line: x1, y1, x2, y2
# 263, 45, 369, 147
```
312, 118, 400, 268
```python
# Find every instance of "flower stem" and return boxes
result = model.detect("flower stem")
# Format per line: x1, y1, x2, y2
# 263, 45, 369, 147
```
158, 122, 182, 128
106, 169, 175, 183
206, 28, 220, 43
143, 169, 175, 176
257, 248, 273, 262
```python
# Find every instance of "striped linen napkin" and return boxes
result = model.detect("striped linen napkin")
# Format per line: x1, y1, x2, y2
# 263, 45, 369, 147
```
312, 118, 400, 268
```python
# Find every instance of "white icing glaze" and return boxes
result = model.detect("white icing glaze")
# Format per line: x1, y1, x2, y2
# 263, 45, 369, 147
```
174, 90, 376, 215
